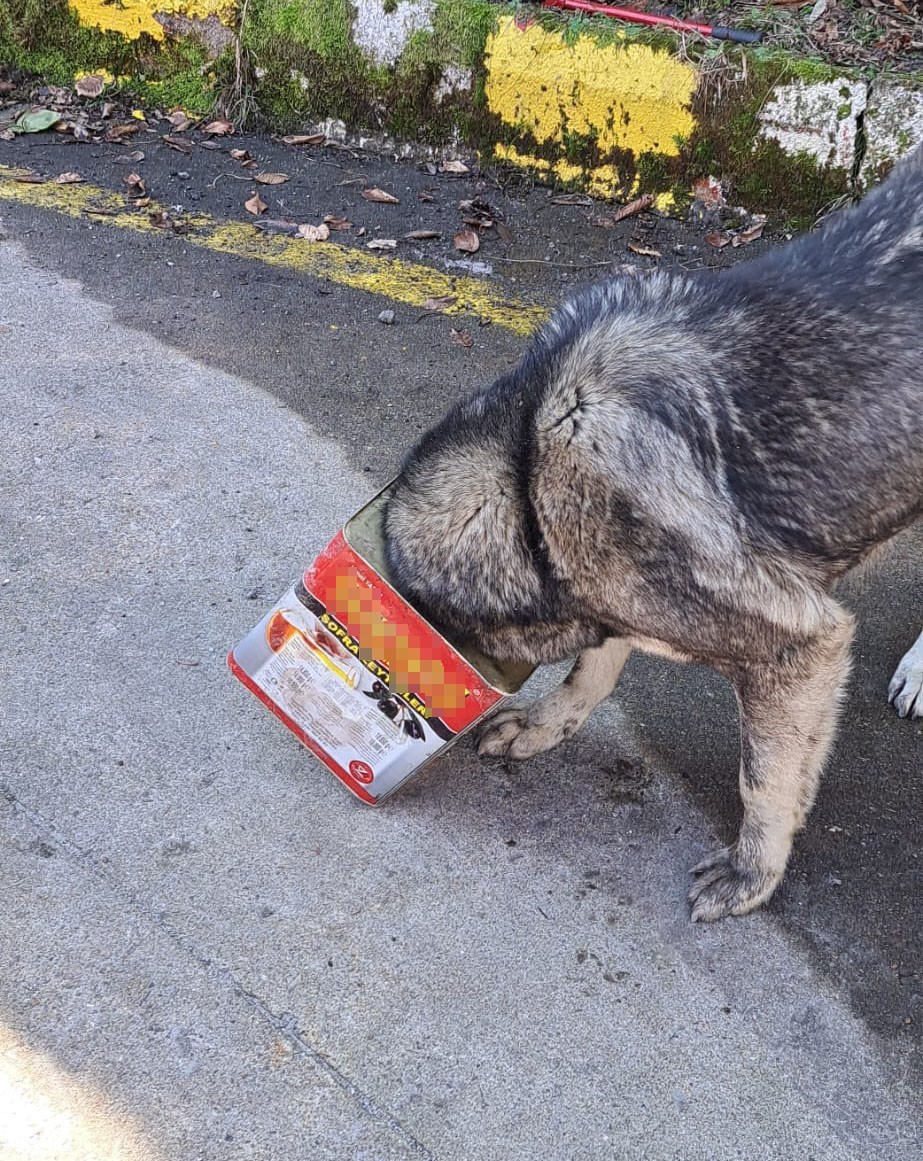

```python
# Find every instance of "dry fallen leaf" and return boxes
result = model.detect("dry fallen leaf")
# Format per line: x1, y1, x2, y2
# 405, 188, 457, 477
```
404, 229, 441, 240
134, 197, 151, 208
13, 171, 46, 183
162, 134, 193, 154
423, 295, 457, 312
167, 110, 193, 131
323, 215, 353, 230
612, 194, 654, 223
203, 119, 234, 136
105, 123, 140, 141
451, 328, 474, 348
693, 176, 726, 209
54, 172, 84, 185
123, 172, 145, 193
75, 75, 104, 98
495, 222, 514, 244
245, 192, 268, 215
281, 133, 325, 146
551, 193, 593, 205
417, 189, 435, 203
362, 188, 399, 204
627, 242, 661, 258
732, 222, 766, 247
254, 172, 289, 185
705, 231, 732, 249
356, 226, 366, 237
230, 148, 252, 163
440, 159, 470, 175
366, 238, 397, 251
297, 222, 330, 241
454, 228, 480, 254
149, 210, 188, 233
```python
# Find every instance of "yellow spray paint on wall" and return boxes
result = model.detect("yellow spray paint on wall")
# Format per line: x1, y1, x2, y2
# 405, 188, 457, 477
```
70, 0, 237, 42
485, 16, 696, 197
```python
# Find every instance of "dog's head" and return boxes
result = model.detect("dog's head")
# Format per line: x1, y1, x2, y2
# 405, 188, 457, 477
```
383, 373, 603, 666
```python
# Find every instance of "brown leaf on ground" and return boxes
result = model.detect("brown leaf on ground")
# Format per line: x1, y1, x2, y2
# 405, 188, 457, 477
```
356, 226, 367, 237
166, 110, 193, 131
612, 194, 654, 223
149, 210, 188, 233
101, 101, 115, 118
54, 171, 83, 184
440, 159, 470, 175
423, 295, 457, 312
451, 328, 474, 348
282, 133, 325, 145
417, 189, 435, 202
454, 228, 480, 254
254, 172, 289, 185
323, 214, 353, 230
105, 123, 140, 141
203, 119, 234, 136
404, 229, 441, 240
705, 230, 732, 248
162, 134, 193, 153
134, 197, 151, 207
362, 188, 400, 204
366, 238, 397, 250
13, 171, 46, 183
297, 222, 330, 241
732, 219, 767, 247
627, 242, 661, 258
496, 222, 514, 244
693, 176, 726, 209
551, 193, 593, 205
116, 149, 145, 162
0, 129, 14, 142
123, 172, 145, 193
75, 75, 104, 98
229, 148, 252, 163
244, 192, 268, 215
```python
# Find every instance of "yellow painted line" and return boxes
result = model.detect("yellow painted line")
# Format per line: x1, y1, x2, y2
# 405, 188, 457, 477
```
0, 165, 548, 336
486, 15, 696, 198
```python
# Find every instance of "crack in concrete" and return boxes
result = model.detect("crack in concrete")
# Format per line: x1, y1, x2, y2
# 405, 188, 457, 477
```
0, 784, 438, 1161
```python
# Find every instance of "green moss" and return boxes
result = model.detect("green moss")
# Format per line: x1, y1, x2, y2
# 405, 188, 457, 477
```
677, 53, 853, 225
0, 0, 218, 111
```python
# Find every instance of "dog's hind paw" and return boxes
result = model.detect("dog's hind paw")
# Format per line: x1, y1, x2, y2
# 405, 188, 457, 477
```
888, 637, 923, 719
477, 706, 574, 760
687, 847, 781, 922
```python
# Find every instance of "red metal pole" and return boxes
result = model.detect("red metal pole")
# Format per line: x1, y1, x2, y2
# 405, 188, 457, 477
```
541, 0, 763, 44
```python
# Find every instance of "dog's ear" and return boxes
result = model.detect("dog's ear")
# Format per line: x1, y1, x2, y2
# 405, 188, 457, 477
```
384, 442, 542, 629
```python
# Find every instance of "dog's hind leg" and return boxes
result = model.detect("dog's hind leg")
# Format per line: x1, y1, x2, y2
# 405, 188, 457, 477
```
477, 636, 631, 759
888, 629, 923, 719
689, 601, 855, 922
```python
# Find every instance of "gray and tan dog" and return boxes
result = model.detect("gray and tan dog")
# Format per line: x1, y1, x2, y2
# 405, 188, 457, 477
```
384, 148, 923, 921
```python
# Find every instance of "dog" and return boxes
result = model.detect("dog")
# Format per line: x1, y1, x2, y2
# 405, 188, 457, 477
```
384, 147, 923, 921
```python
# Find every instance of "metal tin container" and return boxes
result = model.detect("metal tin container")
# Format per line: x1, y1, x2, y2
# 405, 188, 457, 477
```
228, 488, 532, 803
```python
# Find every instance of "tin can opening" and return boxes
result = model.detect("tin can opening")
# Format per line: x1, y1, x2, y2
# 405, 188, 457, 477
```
343, 488, 534, 696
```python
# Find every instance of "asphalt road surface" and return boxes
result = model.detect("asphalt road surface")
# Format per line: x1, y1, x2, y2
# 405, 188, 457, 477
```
1, 125, 920, 1160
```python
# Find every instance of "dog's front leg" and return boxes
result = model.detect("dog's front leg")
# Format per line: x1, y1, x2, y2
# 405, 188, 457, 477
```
689, 604, 855, 922
477, 636, 631, 759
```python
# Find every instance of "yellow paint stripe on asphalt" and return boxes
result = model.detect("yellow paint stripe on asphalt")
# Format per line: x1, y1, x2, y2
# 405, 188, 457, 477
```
0, 164, 547, 336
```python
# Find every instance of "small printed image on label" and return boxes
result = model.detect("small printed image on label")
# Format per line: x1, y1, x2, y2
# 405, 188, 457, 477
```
249, 593, 448, 790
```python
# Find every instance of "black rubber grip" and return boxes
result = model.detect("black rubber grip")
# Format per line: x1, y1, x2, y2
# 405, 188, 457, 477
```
711, 25, 763, 43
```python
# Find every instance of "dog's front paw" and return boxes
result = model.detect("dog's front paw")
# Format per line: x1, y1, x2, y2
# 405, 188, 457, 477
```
889, 641, 923, 719
477, 706, 572, 760
687, 847, 781, 922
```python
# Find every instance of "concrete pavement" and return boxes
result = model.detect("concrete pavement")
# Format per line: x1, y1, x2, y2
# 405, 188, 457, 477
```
0, 142, 921, 1160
